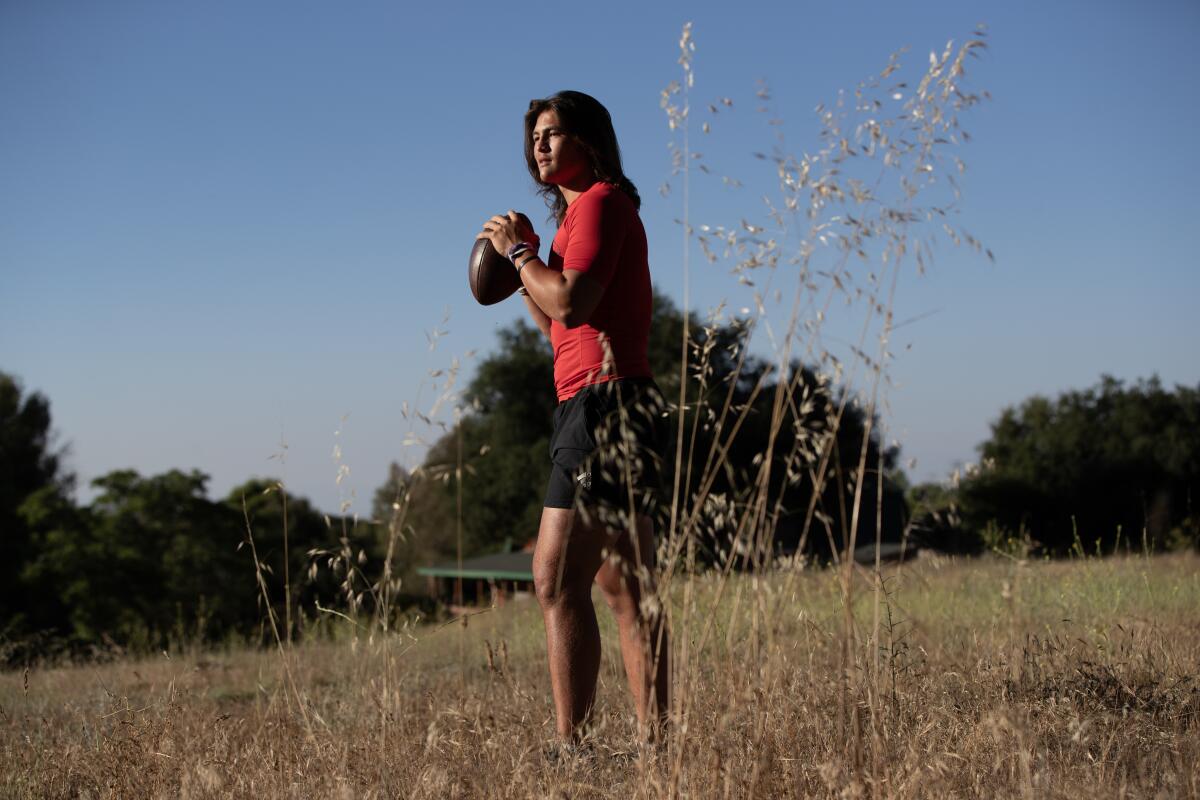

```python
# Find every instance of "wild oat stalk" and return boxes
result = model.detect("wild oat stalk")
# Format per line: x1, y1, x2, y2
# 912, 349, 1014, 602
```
658, 21, 990, 792
238, 489, 316, 738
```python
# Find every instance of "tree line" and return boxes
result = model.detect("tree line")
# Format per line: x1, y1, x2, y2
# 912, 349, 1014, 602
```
914, 375, 1200, 555
377, 288, 904, 575
3, 295, 1197, 659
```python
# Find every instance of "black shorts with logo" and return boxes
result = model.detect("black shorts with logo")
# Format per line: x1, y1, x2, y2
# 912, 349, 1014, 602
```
545, 377, 668, 527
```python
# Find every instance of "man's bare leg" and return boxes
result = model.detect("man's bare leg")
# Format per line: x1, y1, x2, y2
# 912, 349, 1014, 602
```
532, 506, 606, 741
595, 513, 670, 740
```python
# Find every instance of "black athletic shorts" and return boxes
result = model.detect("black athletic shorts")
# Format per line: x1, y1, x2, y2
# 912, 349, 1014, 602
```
544, 377, 668, 527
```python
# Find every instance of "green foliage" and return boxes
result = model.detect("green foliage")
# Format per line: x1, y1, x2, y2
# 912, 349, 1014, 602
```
225, 478, 367, 640
960, 375, 1200, 554
905, 481, 981, 555
16, 470, 380, 654
679, 357, 905, 563
392, 289, 684, 561
83, 470, 247, 644
391, 288, 905, 565
0, 371, 379, 659
368, 462, 444, 597
459, 320, 558, 552
374, 460, 459, 586
13, 484, 83, 639
15, 469, 247, 648
1, 371, 73, 639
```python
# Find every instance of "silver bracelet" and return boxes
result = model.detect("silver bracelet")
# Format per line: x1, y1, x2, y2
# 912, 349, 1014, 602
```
515, 252, 537, 272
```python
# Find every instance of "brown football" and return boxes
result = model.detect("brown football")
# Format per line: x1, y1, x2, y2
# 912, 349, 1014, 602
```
468, 237, 521, 305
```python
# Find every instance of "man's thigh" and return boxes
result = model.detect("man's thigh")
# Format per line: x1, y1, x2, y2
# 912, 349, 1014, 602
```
533, 507, 607, 598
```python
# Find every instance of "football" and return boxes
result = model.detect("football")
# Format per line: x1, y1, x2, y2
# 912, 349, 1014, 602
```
468, 237, 521, 305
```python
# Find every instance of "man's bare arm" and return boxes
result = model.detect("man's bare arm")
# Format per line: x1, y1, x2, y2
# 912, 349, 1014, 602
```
479, 211, 605, 330
521, 291, 552, 339
517, 256, 604, 329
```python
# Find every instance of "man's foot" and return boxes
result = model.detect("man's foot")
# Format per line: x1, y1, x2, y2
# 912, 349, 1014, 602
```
542, 739, 594, 766
637, 718, 670, 751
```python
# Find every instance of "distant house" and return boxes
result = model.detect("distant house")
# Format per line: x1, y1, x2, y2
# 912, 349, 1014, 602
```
418, 548, 534, 608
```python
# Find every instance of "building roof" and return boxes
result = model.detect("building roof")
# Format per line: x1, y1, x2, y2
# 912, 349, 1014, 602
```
417, 551, 534, 581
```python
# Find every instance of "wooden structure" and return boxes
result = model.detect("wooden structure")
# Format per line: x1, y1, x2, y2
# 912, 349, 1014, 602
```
418, 550, 534, 607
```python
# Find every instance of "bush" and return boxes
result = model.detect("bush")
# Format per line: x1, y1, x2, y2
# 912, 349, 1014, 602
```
960, 376, 1200, 554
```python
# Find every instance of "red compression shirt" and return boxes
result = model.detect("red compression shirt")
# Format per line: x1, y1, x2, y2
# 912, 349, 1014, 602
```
547, 182, 653, 402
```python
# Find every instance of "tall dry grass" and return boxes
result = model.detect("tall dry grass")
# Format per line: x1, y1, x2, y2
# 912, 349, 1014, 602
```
650, 22, 997, 793
2, 555, 1197, 797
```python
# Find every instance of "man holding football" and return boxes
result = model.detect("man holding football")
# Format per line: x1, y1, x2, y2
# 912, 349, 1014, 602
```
478, 90, 670, 748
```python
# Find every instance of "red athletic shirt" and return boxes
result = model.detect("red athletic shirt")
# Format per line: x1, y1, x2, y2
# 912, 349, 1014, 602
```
547, 182, 653, 402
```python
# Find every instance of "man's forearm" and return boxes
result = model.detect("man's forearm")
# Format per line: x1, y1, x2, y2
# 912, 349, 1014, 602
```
522, 291, 552, 339
516, 256, 572, 323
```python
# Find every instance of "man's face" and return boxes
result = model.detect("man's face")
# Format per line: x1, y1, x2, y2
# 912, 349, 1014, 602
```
532, 109, 590, 186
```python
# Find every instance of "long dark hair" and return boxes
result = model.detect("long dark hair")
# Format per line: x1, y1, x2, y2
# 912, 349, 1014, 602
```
524, 90, 641, 224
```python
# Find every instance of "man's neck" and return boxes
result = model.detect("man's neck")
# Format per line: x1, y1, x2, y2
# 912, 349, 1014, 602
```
560, 176, 597, 207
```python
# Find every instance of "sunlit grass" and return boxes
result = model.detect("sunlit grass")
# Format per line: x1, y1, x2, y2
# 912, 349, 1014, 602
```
7, 21, 1195, 800
2, 554, 1196, 797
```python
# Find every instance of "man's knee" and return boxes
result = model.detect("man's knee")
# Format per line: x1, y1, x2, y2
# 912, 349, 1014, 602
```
596, 561, 644, 617
598, 581, 632, 615
533, 565, 589, 609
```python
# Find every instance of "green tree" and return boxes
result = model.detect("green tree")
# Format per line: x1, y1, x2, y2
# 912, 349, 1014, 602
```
401, 291, 678, 564
19, 469, 369, 652
381, 287, 906, 568
677, 355, 905, 564
373, 459, 460, 584
960, 376, 1200, 553
22, 469, 247, 647
905, 481, 979, 554
86, 470, 244, 644
0, 371, 74, 637
10, 483, 86, 646
226, 478, 368, 639
369, 462, 427, 586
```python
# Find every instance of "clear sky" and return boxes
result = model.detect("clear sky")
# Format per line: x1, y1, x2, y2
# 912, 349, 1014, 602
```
2, 0, 1197, 516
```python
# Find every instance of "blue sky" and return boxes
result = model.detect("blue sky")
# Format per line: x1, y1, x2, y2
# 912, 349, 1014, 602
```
2, 0, 1197, 515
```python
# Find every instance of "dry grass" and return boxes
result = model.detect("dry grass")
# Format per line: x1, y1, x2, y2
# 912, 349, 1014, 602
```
2, 553, 1197, 798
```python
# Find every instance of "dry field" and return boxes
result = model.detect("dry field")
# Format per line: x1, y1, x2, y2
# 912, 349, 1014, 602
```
2, 552, 1197, 799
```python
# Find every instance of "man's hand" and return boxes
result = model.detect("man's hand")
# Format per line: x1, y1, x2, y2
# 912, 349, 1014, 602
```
478, 210, 539, 260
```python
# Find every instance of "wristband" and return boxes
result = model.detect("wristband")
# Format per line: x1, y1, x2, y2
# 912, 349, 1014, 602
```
506, 241, 532, 261
517, 286, 529, 296
514, 252, 537, 272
